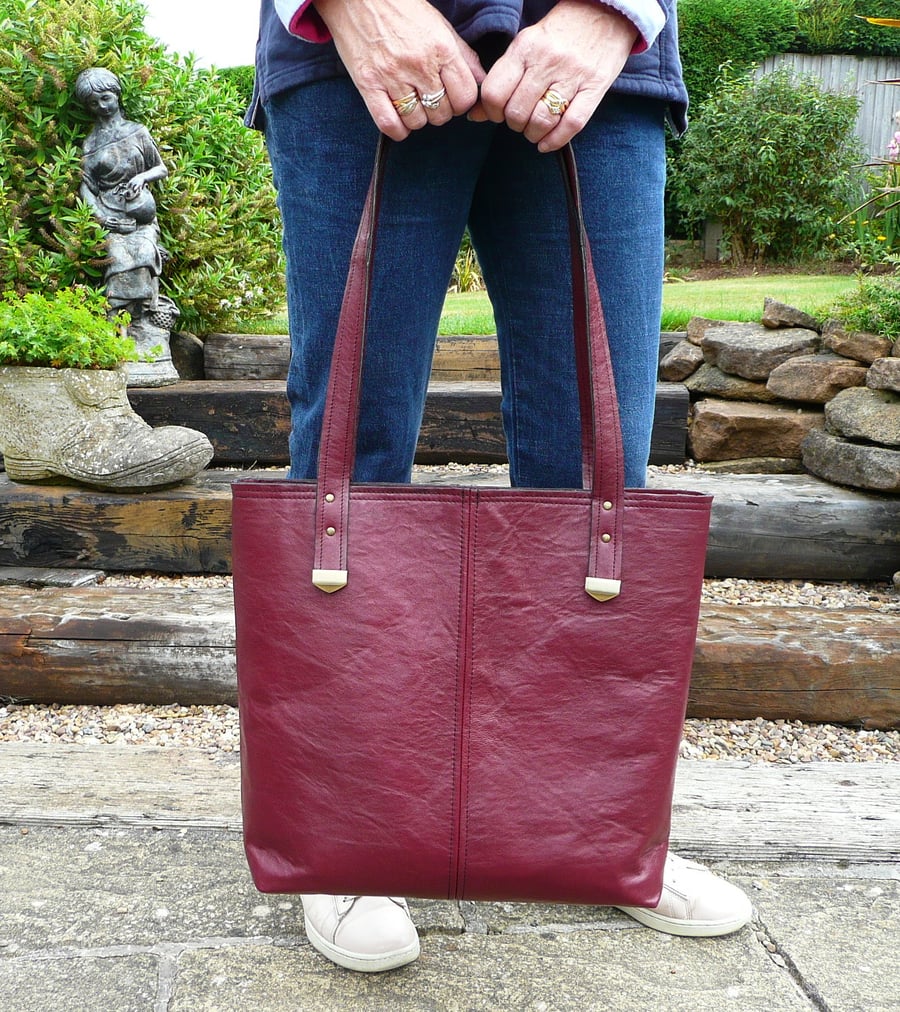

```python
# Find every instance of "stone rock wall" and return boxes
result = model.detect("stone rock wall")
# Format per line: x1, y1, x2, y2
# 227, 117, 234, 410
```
660, 298, 900, 493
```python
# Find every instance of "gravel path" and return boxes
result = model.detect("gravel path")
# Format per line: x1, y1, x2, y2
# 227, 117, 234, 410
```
1, 703, 897, 764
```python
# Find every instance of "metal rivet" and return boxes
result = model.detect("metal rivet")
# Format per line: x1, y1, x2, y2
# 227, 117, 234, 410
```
326, 527, 336, 536
324, 493, 335, 503
601, 533, 612, 543
602, 501, 613, 511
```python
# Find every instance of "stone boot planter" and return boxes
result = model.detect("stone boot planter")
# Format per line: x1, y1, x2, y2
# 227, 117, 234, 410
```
0, 365, 213, 490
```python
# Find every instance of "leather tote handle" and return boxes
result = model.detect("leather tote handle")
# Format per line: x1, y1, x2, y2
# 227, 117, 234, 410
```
312, 137, 624, 602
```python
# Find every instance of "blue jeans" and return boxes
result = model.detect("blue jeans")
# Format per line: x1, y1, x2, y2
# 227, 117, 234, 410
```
263, 80, 666, 488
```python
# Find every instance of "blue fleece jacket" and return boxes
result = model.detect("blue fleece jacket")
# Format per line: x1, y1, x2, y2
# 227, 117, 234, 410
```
249, 0, 687, 131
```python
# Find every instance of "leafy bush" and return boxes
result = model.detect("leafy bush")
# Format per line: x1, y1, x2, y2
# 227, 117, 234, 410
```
826, 275, 900, 340
0, 287, 138, 367
215, 66, 255, 110
677, 0, 798, 103
671, 66, 862, 264
794, 0, 900, 55
0, 0, 283, 334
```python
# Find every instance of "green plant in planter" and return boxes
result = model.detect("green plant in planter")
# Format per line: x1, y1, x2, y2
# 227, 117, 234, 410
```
0, 287, 136, 368
0, 285, 213, 490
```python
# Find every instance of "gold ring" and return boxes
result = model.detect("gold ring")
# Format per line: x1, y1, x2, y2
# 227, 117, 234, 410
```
540, 88, 569, 116
392, 91, 420, 116
420, 87, 446, 110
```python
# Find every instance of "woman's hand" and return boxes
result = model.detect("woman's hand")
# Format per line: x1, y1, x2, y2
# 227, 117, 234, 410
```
314, 0, 484, 140
472, 0, 639, 152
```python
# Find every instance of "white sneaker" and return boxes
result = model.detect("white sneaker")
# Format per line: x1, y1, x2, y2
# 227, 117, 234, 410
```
616, 854, 753, 937
300, 894, 420, 972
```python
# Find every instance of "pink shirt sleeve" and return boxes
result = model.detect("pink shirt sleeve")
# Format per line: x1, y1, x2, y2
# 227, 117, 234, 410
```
274, 0, 666, 53
274, 0, 331, 43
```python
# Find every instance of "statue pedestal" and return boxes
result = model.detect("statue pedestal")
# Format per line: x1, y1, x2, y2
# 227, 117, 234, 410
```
125, 320, 179, 388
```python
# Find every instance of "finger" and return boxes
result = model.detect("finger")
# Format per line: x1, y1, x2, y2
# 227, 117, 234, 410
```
391, 86, 431, 135
521, 82, 573, 144
419, 81, 453, 126
516, 82, 573, 143
535, 90, 597, 153
479, 53, 526, 124
441, 41, 484, 116
467, 98, 489, 123
366, 90, 415, 142
458, 36, 487, 84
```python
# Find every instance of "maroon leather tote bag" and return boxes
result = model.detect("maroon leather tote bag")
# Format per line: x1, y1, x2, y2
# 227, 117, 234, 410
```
232, 140, 711, 907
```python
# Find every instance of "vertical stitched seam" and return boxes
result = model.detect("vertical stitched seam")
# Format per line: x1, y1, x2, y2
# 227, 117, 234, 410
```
448, 491, 466, 898
453, 489, 476, 899
459, 491, 478, 898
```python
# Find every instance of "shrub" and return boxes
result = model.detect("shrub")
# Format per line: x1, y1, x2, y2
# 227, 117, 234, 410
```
0, 0, 283, 334
677, 0, 798, 103
826, 276, 900, 340
0, 287, 138, 368
215, 66, 255, 110
671, 66, 862, 264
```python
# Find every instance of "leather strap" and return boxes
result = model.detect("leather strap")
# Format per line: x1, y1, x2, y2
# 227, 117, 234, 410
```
313, 138, 625, 599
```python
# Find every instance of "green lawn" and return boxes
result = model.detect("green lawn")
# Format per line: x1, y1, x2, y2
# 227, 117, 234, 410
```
438, 292, 497, 336
253, 274, 862, 336
439, 274, 861, 334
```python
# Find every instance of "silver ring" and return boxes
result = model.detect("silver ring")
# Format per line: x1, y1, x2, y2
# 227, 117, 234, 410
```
419, 87, 446, 110
392, 91, 420, 117
540, 88, 569, 116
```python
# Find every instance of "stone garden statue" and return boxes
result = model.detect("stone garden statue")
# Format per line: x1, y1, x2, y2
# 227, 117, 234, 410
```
75, 67, 179, 386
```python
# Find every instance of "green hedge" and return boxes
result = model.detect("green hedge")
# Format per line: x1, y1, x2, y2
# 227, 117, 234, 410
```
678, 0, 900, 102
678, 0, 798, 103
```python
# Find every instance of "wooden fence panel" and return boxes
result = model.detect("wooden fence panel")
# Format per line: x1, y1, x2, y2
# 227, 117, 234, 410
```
759, 53, 900, 163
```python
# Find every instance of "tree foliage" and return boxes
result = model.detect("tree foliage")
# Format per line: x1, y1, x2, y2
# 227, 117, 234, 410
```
0, 0, 283, 334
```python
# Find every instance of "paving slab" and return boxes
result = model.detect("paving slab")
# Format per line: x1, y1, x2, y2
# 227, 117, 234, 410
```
0, 952, 159, 1012
0, 826, 297, 954
1, 823, 898, 1011
168, 927, 809, 1012
0, 827, 461, 957
1, 745, 897, 1010
744, 869, 900, 1012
